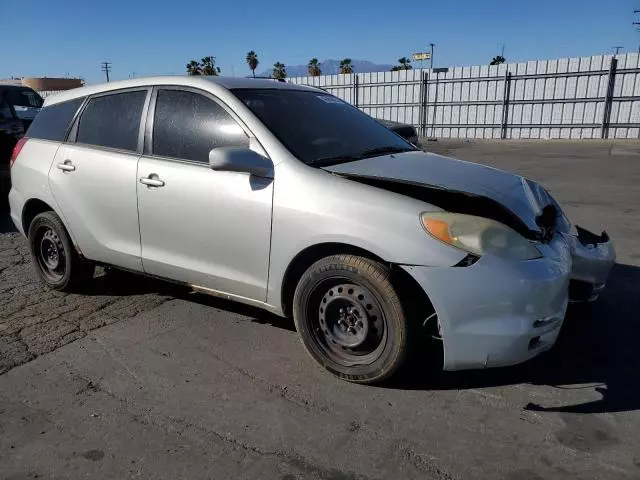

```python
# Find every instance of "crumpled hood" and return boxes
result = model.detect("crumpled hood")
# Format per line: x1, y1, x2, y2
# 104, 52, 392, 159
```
324, 150, 554, 232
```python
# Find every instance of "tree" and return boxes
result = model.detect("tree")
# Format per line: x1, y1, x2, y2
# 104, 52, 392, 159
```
272, 62, 286, 80
490, 55, 506, 65
394, 57, 412, 71
246, 51, 259, 78
186, 60, 202, 76
308, 58, 321, 76
201, 56, 221, 76
339, 58, 353, 74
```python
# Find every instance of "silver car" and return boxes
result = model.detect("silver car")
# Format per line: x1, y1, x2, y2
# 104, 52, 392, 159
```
8, 77, 615, 384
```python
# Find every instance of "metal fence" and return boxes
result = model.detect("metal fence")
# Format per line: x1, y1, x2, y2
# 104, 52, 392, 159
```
289, 53, 640, 140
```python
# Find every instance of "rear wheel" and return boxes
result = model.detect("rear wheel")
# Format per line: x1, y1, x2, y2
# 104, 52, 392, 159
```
293, 255, 408, 384
28, 211, 94, 291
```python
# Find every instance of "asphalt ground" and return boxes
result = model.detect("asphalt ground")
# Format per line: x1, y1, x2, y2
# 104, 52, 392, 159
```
1, 140, 639, 479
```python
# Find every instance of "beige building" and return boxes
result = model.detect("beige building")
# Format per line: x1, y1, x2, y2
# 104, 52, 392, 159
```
0, 77, 84, 97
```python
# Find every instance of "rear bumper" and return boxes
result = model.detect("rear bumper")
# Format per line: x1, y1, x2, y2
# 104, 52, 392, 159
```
8, 187, 25, 235
401, 235, 571, 371
565, 226, 616, 302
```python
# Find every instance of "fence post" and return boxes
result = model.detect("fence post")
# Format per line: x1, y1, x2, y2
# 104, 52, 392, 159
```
500, 71, 512, 139
353, 74, 359, 108
429, 71, 440, 140
419, 71, 428, 137
600, 57, 618, 139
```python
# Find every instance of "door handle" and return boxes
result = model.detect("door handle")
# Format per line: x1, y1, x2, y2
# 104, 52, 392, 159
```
56, 161, 76, 172
139, 176, 165, 187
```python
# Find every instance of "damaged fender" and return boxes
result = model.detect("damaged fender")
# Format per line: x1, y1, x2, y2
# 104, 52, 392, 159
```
565, 226, 616, 302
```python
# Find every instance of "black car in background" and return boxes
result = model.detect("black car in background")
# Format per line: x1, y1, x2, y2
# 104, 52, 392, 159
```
1, 85, 43, 131
0, 86, 41, 205
377, 119, 419, 145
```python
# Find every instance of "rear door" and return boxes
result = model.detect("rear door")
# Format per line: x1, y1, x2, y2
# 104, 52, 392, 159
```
136, 87, 273, 300
48, 89, 150, 271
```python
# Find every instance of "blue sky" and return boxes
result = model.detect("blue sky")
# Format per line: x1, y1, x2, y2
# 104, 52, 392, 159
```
3, 0, 640, 83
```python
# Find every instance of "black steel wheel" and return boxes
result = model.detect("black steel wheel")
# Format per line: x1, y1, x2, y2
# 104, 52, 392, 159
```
316, 282, 386, 366
28, 211, 94, 291
35, 226, 66, 282
293, 255, 408, 384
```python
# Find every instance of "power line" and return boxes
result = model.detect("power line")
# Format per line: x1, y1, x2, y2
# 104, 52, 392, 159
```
101, 61, 112, 82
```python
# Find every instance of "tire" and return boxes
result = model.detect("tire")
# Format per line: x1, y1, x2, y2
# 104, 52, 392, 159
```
293, 254, 408, 384
27, 211, 94, 291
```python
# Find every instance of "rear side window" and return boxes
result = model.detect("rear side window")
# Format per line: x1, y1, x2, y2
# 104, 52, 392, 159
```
26, 97, 85, 141
77, 90, 147, 152
152, 89, 249, 163
6, 88, 43, 108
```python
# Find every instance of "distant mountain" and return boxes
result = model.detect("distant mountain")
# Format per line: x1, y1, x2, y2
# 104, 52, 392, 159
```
258, 59, 393, 78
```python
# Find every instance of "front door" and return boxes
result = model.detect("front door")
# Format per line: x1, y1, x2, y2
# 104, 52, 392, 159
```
49, 89, 149, 271
136, 88, 273, 301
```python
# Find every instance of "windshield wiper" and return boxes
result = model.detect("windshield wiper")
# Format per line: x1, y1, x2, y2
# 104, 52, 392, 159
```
307, 155, 362, 167
358, 146, 416, 158
308, 146, 416, 167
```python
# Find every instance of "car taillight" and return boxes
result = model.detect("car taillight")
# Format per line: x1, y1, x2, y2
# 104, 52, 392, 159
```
9, 137, 28, 168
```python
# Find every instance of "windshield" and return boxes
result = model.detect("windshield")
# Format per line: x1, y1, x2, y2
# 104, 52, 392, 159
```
232, 88, 416, 166
5, 88, 44, 108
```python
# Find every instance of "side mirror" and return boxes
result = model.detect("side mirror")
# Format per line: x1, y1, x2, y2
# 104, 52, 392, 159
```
208, 147, 274, 178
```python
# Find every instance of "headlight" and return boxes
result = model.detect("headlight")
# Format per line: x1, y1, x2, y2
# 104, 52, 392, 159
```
421, 212, 542, 260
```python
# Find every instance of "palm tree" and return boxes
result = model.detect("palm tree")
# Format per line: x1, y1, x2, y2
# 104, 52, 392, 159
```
246, 51, 259, 78
490, 55, 506, 65
397, 57, 412, 70
272, 62, 286, 80
201, 56, 221, 76
339, 58, 353, 74
307, 58, 322, 76
186, 60, 202, 76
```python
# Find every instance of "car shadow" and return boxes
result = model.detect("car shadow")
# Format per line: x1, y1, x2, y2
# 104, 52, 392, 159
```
0, 193, 16, 233
93, 261, 640, 414
86, 268, 296, 333
392, 262, 640, 414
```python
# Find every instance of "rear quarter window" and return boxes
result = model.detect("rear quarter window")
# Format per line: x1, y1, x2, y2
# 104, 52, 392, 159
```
27, 97, 85, 141
6, 88, 43, 108
76, 90, 147, 152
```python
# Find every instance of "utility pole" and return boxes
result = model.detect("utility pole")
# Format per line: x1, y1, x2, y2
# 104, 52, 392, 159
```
101, 62, 112, 82
611, 46, 624, 57
634, 10, 640, 53
429, 43, 435, 70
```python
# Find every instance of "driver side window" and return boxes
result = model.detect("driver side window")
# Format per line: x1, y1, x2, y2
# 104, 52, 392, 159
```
152, 89, 249, 163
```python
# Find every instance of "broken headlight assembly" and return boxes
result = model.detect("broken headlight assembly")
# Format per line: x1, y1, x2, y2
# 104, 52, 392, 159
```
421, 212, 542, 261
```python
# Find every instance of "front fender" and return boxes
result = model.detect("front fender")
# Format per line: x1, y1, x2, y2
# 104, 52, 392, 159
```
265, 162, 467, 311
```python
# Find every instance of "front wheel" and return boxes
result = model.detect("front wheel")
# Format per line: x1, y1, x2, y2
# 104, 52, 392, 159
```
27, 211, 94, 291
293, 255, 408, 384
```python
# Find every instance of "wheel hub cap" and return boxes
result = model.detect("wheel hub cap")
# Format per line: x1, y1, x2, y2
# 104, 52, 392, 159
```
40, 231, 61, 269
36, 227, 66, 282
319, 284, 376, 349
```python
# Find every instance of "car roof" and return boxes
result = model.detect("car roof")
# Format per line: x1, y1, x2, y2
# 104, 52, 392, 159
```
44, 76, 319, 106
0, 85, 39, 92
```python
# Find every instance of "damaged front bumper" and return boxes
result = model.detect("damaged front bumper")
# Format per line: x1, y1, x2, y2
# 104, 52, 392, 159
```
401, 234, 571, 371
565, 226, 616, 302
